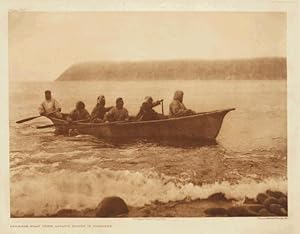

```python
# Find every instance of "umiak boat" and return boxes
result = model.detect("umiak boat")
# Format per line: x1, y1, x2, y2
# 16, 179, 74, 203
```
47, 108, 235, 141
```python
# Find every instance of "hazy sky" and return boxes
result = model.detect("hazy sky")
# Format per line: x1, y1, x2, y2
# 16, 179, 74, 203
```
9, 12, 286, 81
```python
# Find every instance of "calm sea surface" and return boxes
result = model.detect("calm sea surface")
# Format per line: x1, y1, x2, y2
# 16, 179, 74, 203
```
9, 80, 287, 216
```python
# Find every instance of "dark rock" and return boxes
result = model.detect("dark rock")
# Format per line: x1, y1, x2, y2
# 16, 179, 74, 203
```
143, 209, 152, 216
244, 197, 257, 204
280, 208, 287, 216
96, 196, 129, 217
278, 197, 287, 209
153, 200, 163, 205
81, 208, 96, 217
258, 208, 275, 216
204, 208, 227, 217
269, 204, 286, 216
266, 190, 286, 199
263, 197, 280, 209
256, 193, 269, 204
243, 204, 265, 213
227, 206, 258, 217
68, 129, 79, 136
162, 213, 174, 217
207, 192, 227, 201
55, 209, 82, 217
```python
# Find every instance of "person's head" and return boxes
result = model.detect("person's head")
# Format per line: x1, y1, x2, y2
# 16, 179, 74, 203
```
44, 90, 52, 100
116, 97, 124, 109
76, 101, 85, 111
144, 96, 153, 104
97, 95, 105, 106
173, 90, 184, 102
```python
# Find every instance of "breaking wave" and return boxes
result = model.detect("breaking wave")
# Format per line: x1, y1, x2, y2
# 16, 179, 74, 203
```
10, 168, 287, 216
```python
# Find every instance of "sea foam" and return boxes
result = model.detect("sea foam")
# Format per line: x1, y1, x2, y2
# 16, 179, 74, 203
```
10, 168, 287, 216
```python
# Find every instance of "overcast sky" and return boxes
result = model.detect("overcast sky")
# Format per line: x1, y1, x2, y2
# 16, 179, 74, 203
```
9, 12, 286, 81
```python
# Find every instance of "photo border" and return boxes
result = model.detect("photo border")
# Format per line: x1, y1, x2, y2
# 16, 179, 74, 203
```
1, 0, 299, 234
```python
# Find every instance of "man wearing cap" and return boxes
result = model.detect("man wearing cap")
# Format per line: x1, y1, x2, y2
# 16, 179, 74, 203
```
104, 97, 129, 122
38, 90, 63, 118
90, 95, 113, 123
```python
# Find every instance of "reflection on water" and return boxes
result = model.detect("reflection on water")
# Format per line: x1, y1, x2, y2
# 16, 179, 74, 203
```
9, 80, 287, 216
63, 135, 218, 149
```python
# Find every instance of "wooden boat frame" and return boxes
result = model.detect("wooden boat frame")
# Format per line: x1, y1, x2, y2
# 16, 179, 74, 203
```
47, 108, 235, 141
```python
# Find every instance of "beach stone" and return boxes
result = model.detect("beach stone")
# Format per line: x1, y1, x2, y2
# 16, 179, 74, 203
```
227, 206, 258, 217
243, 204, 265, 213
55, 209, 82, 217
256, 193, 269, 204
263, 197, 280, 209
96, 196, 129, 217
68, 129, 79, 136
266, 190, 286, 199
204, 208, 227, 217
269, 204, 286, 216
258, 208, 275, 216
81, 208, 96, 217
244, 197, 257, 204
162, 212, 174, 217
207, 192, 227, 201
280, 208, 287, 216
278, 197, 287, 209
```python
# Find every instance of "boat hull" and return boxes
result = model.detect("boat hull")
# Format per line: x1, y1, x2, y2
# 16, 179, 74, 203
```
49, 108, 235, 141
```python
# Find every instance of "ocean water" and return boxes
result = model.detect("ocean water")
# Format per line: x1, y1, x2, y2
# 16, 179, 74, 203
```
9, 80, 287, 216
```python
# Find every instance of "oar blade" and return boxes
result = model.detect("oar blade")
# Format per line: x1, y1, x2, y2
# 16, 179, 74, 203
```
16, 110, 60, 124
16, 116, 40, 124
36, 124, 55, 129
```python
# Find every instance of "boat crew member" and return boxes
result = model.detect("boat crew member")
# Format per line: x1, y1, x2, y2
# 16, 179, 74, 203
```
169, 90, 196, 117
104, 97, 129, 122
67, 101, 91, 121
90, 95, 113, 123
38, 90, 63, 118
136, 96, 164, 121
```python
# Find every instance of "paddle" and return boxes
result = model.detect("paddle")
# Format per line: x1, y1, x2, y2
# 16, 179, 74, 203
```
36, 124, 58, 129
16, 110, 59, 124
16, 115, 42, 124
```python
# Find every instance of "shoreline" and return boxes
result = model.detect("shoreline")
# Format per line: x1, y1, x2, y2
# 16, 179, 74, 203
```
11, 190, 287, 218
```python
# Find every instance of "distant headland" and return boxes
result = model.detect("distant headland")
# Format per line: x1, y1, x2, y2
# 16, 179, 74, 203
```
56, 57, 286, 81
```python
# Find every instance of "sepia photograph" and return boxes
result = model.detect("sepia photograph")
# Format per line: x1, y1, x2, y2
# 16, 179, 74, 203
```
8, 11, 287, 219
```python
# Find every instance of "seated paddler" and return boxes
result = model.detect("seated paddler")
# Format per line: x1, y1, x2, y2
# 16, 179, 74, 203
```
90, 95, 113, 123
67, 101, 91, 122
169, 90, 196, 118
136, 96, 164, 121
38, 90, 63, 118
104, 97, 129, 122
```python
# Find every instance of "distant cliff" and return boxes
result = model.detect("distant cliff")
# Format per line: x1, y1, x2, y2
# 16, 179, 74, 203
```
56, 58, 286, 81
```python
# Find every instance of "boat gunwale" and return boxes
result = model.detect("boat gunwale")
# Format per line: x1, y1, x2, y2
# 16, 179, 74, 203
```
48, 108, 235, 127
